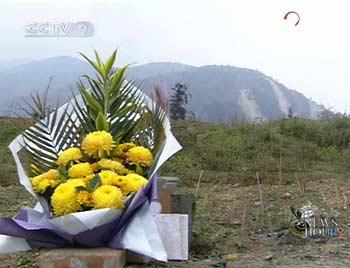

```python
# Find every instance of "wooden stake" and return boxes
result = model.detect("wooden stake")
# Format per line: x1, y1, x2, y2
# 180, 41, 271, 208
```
295, 173, 305, 194
256, 172, 264, 211
278, 151, 283, 186
195, 170, 203, 197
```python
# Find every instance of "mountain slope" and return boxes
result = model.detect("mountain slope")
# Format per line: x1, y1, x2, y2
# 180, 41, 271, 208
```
0, 58, 33, 72
0, 57, 93, 115
126, 62, 195, 80
127, 64, 322, 122
0, 57, 322, 121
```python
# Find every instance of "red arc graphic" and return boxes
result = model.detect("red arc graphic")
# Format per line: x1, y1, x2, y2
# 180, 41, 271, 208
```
284, 11, 300, 26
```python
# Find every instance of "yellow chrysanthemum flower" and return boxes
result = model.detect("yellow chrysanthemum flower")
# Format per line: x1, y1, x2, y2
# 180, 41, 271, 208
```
66, 178, 86, 188
81, 131, 115, 158
33, 178, 60, 194
56, 147, 82, 165
34, 179, 51, 193
99, 170, 119, 185
121, 174, 148, 195
98, 158, 129, 175
82, 174, 95, 184
76, 190, 93, 207
51, 183, 81, 216
68, 163, 93, 178
42, 169, 60, 180
126, 146, 153, 167
92, 185, 124, 209
111, 175, 127, 188
114, 142, 136, 160
31, 169, 59, 185
90, 162, 100, 173
30, 169, 60, 193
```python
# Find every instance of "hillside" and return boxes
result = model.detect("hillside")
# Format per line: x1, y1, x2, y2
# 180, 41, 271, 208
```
0, 57, 322, 121
0, 57, 93, 115
127, 64, 322, 122
1, 117, 350, 267
0, 58, 32, 72
161, 118, 350, 180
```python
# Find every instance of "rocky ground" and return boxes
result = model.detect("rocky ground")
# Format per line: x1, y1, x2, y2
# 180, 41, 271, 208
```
1, 171, 350, 267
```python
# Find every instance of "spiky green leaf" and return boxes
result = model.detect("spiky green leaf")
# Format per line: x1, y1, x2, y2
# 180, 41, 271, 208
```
95, 112, 109, 131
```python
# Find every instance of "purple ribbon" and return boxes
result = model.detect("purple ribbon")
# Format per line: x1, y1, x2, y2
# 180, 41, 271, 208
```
0, 175, 158, 249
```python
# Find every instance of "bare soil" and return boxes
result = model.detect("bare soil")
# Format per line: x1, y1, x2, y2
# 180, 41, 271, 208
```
1, 171, 350, 267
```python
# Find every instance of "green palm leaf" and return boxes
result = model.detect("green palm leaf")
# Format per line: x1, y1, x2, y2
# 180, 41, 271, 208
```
131, 86, 167, 176
74, 51, 145, 142
20, 89, 81, 176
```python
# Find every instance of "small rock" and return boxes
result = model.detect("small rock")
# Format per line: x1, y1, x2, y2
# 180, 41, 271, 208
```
212, 261, 227, 268
277, 231, 286, 238
233, 183, 240, 187
199, 214, 210, 221
281, 192, 292, 199
265, 204, 275, 211
249, 235, 258, 240
300, 255, 315, 261
264, 255, 273, 261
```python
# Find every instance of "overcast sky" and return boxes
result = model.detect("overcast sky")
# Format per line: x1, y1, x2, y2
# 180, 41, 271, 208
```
0, 0, 349, 112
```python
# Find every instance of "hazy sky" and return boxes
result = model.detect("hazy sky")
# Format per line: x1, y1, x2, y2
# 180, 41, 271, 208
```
0, 0, 349, 112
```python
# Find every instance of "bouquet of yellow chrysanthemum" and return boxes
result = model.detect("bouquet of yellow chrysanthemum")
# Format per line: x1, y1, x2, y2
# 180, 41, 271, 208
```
0, 51, 181, 261
32, 131, 152, 216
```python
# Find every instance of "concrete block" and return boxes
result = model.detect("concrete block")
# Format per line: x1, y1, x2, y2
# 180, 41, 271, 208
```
158, 176, 179, 193
171, 193, 195, 244
154, 214, 189, 260
37, 248, 125, 268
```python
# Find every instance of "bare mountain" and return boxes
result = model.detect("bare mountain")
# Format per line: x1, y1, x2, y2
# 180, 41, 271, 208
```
0, 58, 33, 72
127, 62, 195, 80
0, 57, 93, 115
127, 64, 322, 122
0, 57, 322, 121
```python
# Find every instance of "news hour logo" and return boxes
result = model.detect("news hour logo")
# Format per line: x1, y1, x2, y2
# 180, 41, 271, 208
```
24, 21, 94, 37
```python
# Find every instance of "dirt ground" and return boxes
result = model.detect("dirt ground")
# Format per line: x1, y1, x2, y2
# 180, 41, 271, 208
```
1, 171, 350, 267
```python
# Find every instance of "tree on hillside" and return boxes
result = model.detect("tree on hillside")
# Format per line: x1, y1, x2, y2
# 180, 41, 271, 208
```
288, 106, 294, 118
317, 105, 346, 120
170, 82, 191, 121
